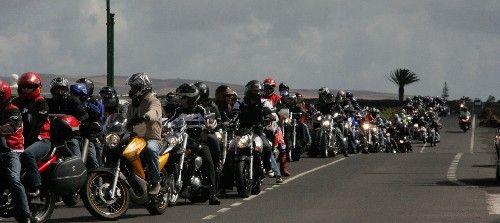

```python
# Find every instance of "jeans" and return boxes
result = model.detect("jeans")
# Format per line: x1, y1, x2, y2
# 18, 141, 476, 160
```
0, 151, 30, 220
207, 134, 221, 169
141, 139, 160, 185
269, 153, 281, 177
298, 123, 311, 145
67, 138, 99, 170
21, 139, 51, 189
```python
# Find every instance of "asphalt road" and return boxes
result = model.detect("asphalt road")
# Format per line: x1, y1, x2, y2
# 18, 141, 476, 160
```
1, 115, 499, 223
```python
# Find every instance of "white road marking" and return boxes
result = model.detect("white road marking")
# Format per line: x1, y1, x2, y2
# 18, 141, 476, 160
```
420, 142, 428, 153
447, 153, 466, 186
230, 202, 242, 207
283, 158, 346, 184
217, 208, 231, 213
486, 193, 500, 214
470, 115, 476, 154
201, 157, 346, 221
202, 215, 217, 220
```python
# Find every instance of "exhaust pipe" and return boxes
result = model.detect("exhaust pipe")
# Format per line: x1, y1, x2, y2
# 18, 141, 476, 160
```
81, 138, 89, 163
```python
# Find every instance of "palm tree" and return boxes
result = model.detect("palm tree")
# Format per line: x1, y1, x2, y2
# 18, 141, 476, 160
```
387, 68, 420, 102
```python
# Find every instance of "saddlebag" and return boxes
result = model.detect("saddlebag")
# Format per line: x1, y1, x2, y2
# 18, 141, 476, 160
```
49, 156, 87, 193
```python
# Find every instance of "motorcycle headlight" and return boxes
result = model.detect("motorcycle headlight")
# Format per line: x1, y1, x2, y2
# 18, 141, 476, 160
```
344, 123, 349, 129
165, 135, 179, 147
413, 123, 419, 128
399, 140, 404, 144
321, 120, 331, 128
362, 123, 370, 130
316, 116, 322, 121
372, 127, 378, 132
421, 127, 426, 131
236, 135, 251, 149
105, 133, 120, 149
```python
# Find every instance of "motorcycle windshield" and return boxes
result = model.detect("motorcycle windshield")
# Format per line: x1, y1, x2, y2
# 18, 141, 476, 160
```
105, 113, 127, 134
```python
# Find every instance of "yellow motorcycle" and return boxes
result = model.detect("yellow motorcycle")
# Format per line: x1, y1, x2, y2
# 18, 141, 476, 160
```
82, 113, 176, 220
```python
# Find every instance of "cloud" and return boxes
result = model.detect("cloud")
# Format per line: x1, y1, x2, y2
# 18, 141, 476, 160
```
0, 0, 498, 100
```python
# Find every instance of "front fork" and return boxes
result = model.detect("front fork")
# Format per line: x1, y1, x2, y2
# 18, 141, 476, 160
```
110, 158, 121, 199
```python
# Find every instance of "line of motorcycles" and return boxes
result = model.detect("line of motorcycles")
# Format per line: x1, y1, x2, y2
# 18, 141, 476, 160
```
0, 106, 444, 222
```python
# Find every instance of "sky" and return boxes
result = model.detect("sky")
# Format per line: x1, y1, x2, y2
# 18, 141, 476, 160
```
0, 0, 499, 100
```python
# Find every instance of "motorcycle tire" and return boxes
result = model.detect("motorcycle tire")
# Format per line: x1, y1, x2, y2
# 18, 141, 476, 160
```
235, 161, 252, 198
82, 172, 130, 221
29, 189, 56, 223
320, 134, 329, 158
251, 178, 261, 195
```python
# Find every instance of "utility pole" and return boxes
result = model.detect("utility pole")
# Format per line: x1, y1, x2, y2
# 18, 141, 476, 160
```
106, 0, 115, 87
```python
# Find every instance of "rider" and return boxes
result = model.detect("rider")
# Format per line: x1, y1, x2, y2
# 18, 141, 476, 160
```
262, 77, 282, 106
69, 83, 102, 170
214, 85, 237, 123
12, 72, 51, 198
0, 80, 31, 223
47, 77, 88, 160
194, 81, 222, 172
171, 83, 221, 205
125, 73, 163, 196
278, 82, 290, 98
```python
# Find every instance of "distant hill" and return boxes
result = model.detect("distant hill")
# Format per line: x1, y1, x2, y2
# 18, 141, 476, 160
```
1, 74, 398, 100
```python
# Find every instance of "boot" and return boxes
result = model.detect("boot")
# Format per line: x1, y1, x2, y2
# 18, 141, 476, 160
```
279, 154, 290, 177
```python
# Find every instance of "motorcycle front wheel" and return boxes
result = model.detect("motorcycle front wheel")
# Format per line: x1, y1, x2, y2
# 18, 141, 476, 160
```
29, 189, 56, 223
82, 172, 130, 220
235, 160, 252, 198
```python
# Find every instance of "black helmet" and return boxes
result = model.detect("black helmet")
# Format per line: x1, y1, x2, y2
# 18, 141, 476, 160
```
318, 87, 329, 96
215, 85, 236, 102
245, 80, 262, 100
127, 72, 152, 100
194, 81, 209, 101
50, 77, 70, 99
76, 78, 95, 96
99, 86, 117, 98
278, 83, 289, 93
176, 83, 199, 103
346, 91, 353, 99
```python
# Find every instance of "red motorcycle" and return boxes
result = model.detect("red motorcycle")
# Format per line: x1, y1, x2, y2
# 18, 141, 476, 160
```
0, 115, 88, 223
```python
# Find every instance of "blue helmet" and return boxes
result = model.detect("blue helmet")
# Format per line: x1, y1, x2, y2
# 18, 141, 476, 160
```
70, 83, 88, 98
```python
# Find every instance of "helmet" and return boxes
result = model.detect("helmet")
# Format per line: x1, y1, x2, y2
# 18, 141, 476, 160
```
70, 83, 88, 99
318, 87, 329, 96
284, 94, 297, 104
263, 78, 276, 96
99, 86, 117, 99
245, 80, 262, 100
50, 115, 80, 144
263, 77, 276, 87
0, 80, 12, 104
17, 71, 42, 100
215, 85, 236, 101
99, 86, 118, 111
345, 91, 353, 99
176, 83, 199, 103
76, 78, 94, 96
336, 90, 346, 99
194, 82, 209, 101
278, 83, 289, 92
295, 92, 304, 102
50, 77, 70, 98
127, 72, 152, 100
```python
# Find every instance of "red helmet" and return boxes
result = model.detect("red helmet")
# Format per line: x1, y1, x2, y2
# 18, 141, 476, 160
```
0, 80, 12, 104
263, 77, 276, 87
18, 71, 42, 100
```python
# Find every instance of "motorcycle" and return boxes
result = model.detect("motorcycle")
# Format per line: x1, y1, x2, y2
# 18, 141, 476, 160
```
361, 121, 382, 153
279, 109, 305, 162
82, 113, 174, 220
458, 115, 471, 132
427, 126, 438, 147
311, 112, 345, 158
0, 115, 87, 223
223, 128, 263, 198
